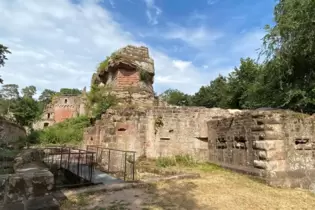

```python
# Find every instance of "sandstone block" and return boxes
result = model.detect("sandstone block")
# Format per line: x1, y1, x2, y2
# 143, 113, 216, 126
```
253, 160, 267, 169
253, 140, 284, 151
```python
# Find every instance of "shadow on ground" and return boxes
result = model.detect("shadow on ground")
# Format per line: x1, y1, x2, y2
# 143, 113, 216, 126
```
58, 178, 213, 210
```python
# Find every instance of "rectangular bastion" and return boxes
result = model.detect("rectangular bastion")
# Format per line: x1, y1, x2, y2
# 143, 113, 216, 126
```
207, 109, 315, 190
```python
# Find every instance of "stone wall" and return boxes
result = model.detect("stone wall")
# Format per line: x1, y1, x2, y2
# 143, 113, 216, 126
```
208, 110, 315, 190
83, 106, 241, 160
0, 118, 26, 147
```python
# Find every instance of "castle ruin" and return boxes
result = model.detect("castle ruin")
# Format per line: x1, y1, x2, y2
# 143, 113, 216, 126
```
33, 94, 86, 129
32, 45, 315, 191
82, 45, 315, 191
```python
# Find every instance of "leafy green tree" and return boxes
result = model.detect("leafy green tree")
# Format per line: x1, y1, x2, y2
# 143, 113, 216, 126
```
227, 58, 261, 108
22, 85, 37, 98
0, 84, 19, 100
0, 44, 11, 84
192, 75, 229, 108
12, 97, 39, 127
0, 84, 19, 114
159, 89, 192, 106
261, 0, 315, 112
59, 88, 81, 95
39, 89, 56, 103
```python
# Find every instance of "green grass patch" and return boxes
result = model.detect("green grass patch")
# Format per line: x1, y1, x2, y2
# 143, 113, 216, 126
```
156, 155, 197, 168
28, 116, 91, 145
155, 155, 223, 173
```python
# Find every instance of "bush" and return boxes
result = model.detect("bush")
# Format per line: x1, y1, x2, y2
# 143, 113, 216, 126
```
27, 116, 90, 145
86, 85, 117, 119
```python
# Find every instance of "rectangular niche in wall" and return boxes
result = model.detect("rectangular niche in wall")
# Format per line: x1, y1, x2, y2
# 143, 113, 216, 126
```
160, 137, 170, 140
233, 136, 247, 149
295, 138, 312, 150
216, 137, 227, 149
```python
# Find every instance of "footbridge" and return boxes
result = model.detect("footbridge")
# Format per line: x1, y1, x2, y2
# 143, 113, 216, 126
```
42, 145, 136, 189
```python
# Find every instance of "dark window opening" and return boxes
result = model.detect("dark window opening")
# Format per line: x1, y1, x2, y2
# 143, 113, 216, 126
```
90, 137, 93, 141
64, 99, 68, 104
44, 123, 49, 127
118, 128, 127, 131
47, 113, 51, 119
295, 138, 309, 145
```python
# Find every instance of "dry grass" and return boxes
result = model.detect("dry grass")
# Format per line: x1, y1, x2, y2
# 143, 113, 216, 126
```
60, 164, 315, 210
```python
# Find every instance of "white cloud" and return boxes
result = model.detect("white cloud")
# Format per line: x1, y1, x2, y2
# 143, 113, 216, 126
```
144, 0, 162, 25
163, 24, 223, 49
172, 60, 192, 72
0, 0, 214, 95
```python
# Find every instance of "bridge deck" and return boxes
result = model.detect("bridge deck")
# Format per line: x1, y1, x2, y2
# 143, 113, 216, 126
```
44, 155, 123, 185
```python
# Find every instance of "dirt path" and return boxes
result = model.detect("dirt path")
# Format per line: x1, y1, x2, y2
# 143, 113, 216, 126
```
60, 168, 315, 210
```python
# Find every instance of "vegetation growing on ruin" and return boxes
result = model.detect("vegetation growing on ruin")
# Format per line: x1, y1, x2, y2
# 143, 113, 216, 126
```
96, 52, 121, 74
27, 116, 90, 145
97, 56, 110, 74
139, 68, 152, 83
86, 84, 117, 119
154, 116, 163, 134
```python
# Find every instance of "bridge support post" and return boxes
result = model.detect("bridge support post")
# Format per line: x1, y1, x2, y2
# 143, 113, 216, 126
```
108, 150, 111, 172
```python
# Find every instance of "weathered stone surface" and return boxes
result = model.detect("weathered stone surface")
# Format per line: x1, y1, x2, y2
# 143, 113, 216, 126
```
3, 149, 55, 209
0, 118, 26, 148
24, 195, 60, 210
92, 45, 156, 106
13, 149, 44, 171
83, 106, 242, 163
208, 109, 315, 191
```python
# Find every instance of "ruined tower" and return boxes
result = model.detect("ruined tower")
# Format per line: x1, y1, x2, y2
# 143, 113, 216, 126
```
91, 45, 156, 106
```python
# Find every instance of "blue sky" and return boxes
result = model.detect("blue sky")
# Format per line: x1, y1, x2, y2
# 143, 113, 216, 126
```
0, 0, 276, 95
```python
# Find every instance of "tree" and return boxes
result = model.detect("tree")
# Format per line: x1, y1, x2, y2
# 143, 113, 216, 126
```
12, 97, 39, 127
0, 44, 11, 84
227, 58, 261, 108
39, 89, 56, 104
260, 0, 315, 113
159, 89, 192, 106
22, 85, 37, 98
0, 84, 19, 114
59, 88, 81, 95
0, 84, 19, 100
192, 75, 229, 108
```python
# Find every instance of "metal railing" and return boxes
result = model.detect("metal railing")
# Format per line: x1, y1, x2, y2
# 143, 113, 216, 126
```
43, 146, 96, 187
86, 145, 136, 181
